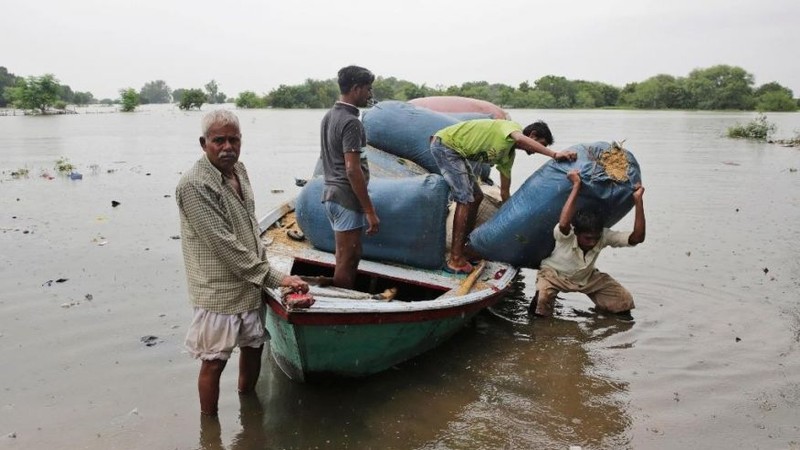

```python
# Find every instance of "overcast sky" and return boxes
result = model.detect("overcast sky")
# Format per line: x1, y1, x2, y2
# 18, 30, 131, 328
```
3, 0, 799, 100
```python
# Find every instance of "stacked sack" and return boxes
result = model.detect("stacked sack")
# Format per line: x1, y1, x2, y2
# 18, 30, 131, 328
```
468, 141, 642, 269
361, 101, 493, 181
297, 98, 511, 269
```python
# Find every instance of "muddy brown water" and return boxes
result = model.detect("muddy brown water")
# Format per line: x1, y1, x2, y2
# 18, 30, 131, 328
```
1, 106, 799, 449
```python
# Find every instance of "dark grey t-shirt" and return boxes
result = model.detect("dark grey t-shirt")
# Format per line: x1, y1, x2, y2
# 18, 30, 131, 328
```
320, 102, 370, 211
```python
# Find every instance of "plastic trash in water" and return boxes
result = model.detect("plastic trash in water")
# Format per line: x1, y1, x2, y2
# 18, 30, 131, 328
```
69, 172, 83, 180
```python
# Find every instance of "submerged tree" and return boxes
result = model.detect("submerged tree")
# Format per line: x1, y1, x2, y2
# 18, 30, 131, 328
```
622, 74, 689, 109
0, 66, 22, 107
204, 80, 227, 104
727, 114, 776, 140
179, 89, 207, 110
686, 65, 755, 110
139, 80, 172, 104
235, 91, 265, 109
754, 82, 797, 112
71, 91, 95, 105
4, 74, 61, 114
119, 88, 140, 112
172, 88, 186, 104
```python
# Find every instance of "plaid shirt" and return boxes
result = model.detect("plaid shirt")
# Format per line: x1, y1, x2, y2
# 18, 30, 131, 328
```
176, 155, 285, 314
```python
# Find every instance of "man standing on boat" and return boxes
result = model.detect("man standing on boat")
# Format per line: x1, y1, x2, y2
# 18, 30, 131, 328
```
176, 110, 308, 416
320, 65, 379, 289
431, 119, 577, 275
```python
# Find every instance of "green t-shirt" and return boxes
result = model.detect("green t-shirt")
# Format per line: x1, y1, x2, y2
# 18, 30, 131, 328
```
435, 119, 522, 179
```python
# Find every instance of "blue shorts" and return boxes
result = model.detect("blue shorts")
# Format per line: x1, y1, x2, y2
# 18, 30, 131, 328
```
430, 137, 478, 204
324, 201, 366, 232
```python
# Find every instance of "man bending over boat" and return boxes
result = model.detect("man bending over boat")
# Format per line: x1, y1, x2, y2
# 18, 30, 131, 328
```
320, 65, 379, 288
430, 119, 577, 275
176, 110, 308, 416
531, 169, 646, 319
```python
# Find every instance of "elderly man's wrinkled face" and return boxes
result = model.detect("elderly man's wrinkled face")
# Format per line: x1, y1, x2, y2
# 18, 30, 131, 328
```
200, 123, 241, 175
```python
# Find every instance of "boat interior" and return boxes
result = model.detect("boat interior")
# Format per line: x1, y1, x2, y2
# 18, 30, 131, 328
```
260, 207, 512, 306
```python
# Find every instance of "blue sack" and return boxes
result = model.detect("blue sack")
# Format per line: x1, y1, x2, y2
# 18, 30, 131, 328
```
295, 175, 450, 269
468, 142, 642, 268
311, 145, 429, 179
362, 101, 492, 179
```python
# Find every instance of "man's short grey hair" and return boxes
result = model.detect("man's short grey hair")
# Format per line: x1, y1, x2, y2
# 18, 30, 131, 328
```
201, 110, 240, 137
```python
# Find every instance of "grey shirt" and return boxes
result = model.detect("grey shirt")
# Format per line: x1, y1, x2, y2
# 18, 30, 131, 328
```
320, 102, 369, 211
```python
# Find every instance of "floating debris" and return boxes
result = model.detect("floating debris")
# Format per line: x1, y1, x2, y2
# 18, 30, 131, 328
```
294, 178, 308, 187
11, 168, 29, 178
85, 294, 93, 301
170, 235, 181, 240
55, 157, 75, 174
140, 335, 159, 347
43, 278, 69, 287
111, 200, 121, 207
69, 172, 83, 180
270, 189, 285, 194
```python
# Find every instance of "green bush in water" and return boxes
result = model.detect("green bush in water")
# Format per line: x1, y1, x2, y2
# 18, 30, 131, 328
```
727, 114, 776, 141
55, 157, 75, 174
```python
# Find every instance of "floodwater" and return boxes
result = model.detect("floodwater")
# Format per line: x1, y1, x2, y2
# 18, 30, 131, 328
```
1, 105, 799, 449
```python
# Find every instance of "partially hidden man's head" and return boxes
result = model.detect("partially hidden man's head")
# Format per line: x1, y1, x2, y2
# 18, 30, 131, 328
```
199, 110, 242, 174
522, 121, 554, 147
337, 65, 375, 107
572, 208, 604, 251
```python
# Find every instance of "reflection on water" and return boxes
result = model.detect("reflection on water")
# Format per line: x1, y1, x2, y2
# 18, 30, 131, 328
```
198, 395, 268, 450
1, 105, 799, 449
194, 273, 637, 450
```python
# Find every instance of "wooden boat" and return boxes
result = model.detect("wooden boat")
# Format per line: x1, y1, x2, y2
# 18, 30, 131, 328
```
258, 201, 518, 382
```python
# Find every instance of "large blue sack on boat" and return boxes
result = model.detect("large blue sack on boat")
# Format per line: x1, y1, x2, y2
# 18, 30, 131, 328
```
362, 101, 492, 179
468, 142, 642, 269
311, 145, 429, 179
295, 175, 450, 269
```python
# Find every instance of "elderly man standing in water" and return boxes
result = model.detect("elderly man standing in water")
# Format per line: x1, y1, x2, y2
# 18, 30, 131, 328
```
176, 110, 308, 416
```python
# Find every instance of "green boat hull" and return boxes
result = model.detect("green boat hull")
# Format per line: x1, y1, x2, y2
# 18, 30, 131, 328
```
265, 307, 479, 381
